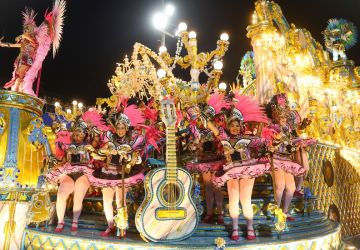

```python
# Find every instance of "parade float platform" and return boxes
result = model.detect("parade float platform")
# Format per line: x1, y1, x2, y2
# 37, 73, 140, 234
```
22, 212, 341, 250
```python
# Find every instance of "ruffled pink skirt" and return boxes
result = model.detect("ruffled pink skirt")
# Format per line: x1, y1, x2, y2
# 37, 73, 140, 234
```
46, 163, 90, 184
212, 161, 270, 188
85, 166, 144, 188
186, 159, 224, 173
272, 156, 306, 176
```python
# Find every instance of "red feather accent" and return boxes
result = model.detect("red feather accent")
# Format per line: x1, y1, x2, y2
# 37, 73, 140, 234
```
143, 105, 158, 124
176, 109, 184, 127
261, 127, 277, 145
139, 125, 165, 152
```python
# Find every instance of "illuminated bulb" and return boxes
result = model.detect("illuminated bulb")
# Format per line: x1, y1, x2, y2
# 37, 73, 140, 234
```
219, 82, 227, 91
214, 61, 223, 70
153, 12, 168, 30
159, 46, 167, 54
164, 4, 175, 16
157, 69, 166, 79
78, 102, 83, 109
178, 22, 187, 32
220, 33, 229, 41
188, 31, 197, 39
72, 100, 78, 106
54, 102, 60, 107
66, 109, 72, 114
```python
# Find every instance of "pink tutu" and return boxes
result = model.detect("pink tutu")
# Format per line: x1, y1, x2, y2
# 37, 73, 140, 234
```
272, 156, 306, 176
85, 166, 144, 188
186, 159, 224, 173
46, 163, 90, 184
212, 162, 270, 187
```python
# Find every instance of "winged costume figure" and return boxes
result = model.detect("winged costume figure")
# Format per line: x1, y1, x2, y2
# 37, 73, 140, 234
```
0, 0, 66, 96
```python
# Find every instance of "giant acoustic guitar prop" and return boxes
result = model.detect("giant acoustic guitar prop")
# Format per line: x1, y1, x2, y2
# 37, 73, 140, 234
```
135, 98, 199, 242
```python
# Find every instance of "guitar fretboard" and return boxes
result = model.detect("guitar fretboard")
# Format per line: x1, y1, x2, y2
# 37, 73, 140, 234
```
166, 126, 177, 182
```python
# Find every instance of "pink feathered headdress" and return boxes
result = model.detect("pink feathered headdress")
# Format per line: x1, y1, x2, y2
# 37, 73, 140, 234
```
207, 92, 230, 117
81, 110, 109, 132
231, 93, 269, 123
22, 8, 37, 31
115, 104, 145, 128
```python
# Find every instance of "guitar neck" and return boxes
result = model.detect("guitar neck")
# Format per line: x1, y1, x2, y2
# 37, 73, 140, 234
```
166, 126, 177, 182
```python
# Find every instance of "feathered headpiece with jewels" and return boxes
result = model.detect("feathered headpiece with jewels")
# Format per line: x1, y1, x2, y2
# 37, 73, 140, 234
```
268, 93, 291, 122
230, 93, 269, 124
22, 8, 37, 33
74, 110, 109, 134
206, 92, 230, 118
111, 97, 145, 128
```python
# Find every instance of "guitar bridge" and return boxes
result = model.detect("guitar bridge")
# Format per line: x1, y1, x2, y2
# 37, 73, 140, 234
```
155, 207, 186, 220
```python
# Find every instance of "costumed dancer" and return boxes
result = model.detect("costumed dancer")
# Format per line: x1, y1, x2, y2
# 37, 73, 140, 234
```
286, 105, 316, 197
186, 92, 230, 224
0, 0, 66, 96
87, 101, 145, 236
263, 94, 307, 221
46, 110, 107, 233
212, 93, 270, 241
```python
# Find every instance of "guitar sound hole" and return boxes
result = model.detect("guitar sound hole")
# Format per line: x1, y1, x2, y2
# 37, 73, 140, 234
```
161, 182, 181, 206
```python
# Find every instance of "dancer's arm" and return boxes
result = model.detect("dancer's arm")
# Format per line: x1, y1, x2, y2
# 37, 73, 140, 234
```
0, 40, 21, 48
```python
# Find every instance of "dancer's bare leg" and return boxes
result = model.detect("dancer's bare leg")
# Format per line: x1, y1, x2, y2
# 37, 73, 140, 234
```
273, 169, 286, 207
102, 187, 115, 227
56, 175, 74, 229
115, 186, 128, 210
72, 175, 90, 224
282, 172, 296, 214
202, 172, 215, 216
239, 178, 255, 234
14, 64, 29, 92
212, 173, 224, 217
295, 149, 309, 192
227, 179, 240, 237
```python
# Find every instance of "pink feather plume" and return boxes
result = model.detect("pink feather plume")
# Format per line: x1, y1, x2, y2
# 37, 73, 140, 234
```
22, 24, 51, 96
82, 110, 109, 132
54, 130, 71, 159
208, 92, 230, 114
123, 105, 145, 127
233, 93, 269, 123
45, 0, 66, 57
22, 8, 37, 28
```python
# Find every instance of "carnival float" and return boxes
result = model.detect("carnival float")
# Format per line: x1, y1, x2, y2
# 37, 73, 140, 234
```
0, 0, 359, 249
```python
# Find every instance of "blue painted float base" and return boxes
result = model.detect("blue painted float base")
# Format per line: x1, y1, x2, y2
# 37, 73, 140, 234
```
22, 212, 341, 249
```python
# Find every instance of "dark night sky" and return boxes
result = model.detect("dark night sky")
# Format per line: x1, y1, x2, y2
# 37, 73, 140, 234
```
0, 0, 359, 105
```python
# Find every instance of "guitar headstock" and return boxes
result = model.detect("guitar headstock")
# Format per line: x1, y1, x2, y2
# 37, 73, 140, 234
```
160, 98, 177, 127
